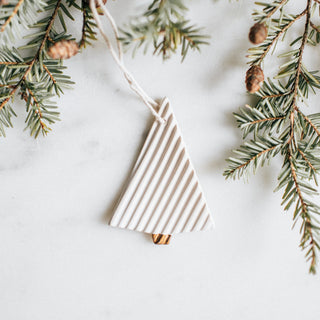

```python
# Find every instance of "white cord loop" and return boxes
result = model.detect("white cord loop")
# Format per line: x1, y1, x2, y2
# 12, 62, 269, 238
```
90, 0, 165, 123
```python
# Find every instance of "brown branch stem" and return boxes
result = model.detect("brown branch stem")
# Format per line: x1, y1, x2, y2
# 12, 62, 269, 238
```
42, 64, 56, 84
288, 0, 311, 145
292, 3, 311, 108
265, 0, 288, 20
261, 90, 293, 100
288, 146, 316, 272
298, 149, 316, 172
250, 116, 285, 124
298, 110, 320, 138
0, 61, 29, 66
229, 145, 278, 174
310, 21, 320, 33
257, 10, 307, 64
0, 0, 24, 32
80, 0, 87, 48
26, 88, 46, 130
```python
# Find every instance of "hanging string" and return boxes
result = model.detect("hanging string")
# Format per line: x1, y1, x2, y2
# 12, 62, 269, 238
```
89, 0, 165, 123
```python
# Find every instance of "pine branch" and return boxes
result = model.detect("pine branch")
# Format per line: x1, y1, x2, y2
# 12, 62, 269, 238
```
249, 11, 307, 65
0, 0, 62, 112
226, 0, 320, 273
234, 102, 286, 138
253, 0, 288, 22
291, 2, 311, 111
119, 0, 209, 61
280, 146, 320, 274
224, 136, 282, 179
79, 0, 97, 48
0, 0, 45, 43
0, 0, 75, 137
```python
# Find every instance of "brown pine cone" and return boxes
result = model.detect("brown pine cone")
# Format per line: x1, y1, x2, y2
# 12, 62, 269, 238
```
246, 65, 264, 93
47, 40, 79, 60
249, 23, 268, 45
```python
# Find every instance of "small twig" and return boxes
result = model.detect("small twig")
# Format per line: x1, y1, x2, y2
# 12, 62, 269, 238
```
288, 149, 307, 213
261, 90, 293, 99
289, 146, 317, 273
43, 64, 56, 84
298, 148, 316, 172
0, 61, 28, 66
298, 110, 320, 138
292, 2, 311, 109
228, 145, 278, 175
0, 0, 25, 32
26, 88, 45, 128
287, 0, 316, 274
265, 0, 288, 20
288, 0, 311, 145
257, 9, 307, 64
250, 116, 285, 124
310, 21, 320, 33
80, 0, 87, 48
0, 84, 15, 89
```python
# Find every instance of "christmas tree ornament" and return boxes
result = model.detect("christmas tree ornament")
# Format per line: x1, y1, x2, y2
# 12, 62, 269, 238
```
90, 0, 214, 244
110, 98, 214, 242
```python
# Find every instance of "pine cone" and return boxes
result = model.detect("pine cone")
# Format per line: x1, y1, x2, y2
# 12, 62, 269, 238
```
249, 23, 268, 45
47, 40, 79, 60
246, 65, 264, 93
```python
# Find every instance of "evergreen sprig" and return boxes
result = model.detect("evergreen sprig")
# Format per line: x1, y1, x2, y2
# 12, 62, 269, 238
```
225, 0, 320, 273
119, 0, 209, 61
79, 0, 97, 48
0, 0, 77, 137
0, 0, 46, 43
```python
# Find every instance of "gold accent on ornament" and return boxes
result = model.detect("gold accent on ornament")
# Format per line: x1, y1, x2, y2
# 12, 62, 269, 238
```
152, 234, 171, 245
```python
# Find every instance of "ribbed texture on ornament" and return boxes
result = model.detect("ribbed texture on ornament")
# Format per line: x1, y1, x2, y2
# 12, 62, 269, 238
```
110, 97, 214, 235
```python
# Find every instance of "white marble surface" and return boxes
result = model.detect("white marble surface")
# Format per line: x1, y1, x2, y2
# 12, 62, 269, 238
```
1, 1, 320, 319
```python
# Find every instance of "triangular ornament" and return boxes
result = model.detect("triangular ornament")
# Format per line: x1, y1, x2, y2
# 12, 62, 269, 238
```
110, 98, 214, 243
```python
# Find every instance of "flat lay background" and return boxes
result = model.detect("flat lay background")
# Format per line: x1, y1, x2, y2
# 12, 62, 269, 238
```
1, 1, 320, 319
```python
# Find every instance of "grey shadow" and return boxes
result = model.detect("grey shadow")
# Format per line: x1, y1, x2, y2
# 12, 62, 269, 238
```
204, 41, 248, 90
100, 95, 165, 225
100, 117, 153, 225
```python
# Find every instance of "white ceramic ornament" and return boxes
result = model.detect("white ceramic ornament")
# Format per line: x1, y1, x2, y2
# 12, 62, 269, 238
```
110, 98, 214, 243
90, 0, 214, 244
